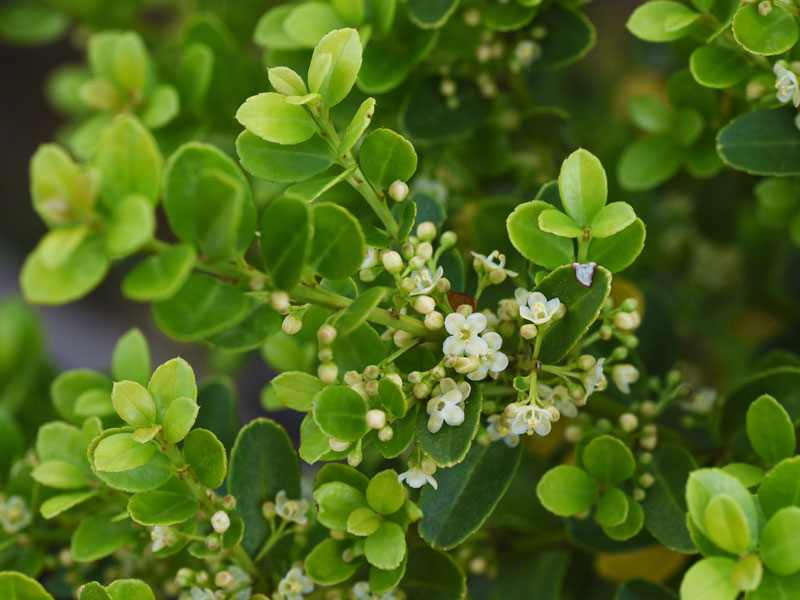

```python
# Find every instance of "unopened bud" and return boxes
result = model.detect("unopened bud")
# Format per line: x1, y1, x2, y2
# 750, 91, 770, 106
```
344, 370, 362, 386
640, 400, 658, 418
439, 231, 457, 250
618, 412, 639, 433
347, 447, 362, 467
417, 221, 437, 241
329, 438, 350, 452
317, 324, 338, 345
210, 511, 230, 534
401, 242, 415, 260
262, 502, 276, 518
456, 303, 474, 316
365, 380, 379, 396
633, 488, 646, 501
381, 250, 404, 273
639, 473, 655, 488
436, 277, 451, 292
415, 295, 436, 314
425, 311, 444, 330
408, 256, 425, 270
431, 365, 446, 380
758, 0, 772, 15
215, 571, 234, 588
378, 425, 394, 441
413, 381, 432, 398
455, 356, 479, 374
489, 269, 507, 284
366, 409, 387, 429
384, 373, 403, 387
640, 436, 658, 450
223, 494, 237, 510
416, 241, 433, 261
440, 78, 457, 97
389, 180, 409, 202
282, 313, 303, 335
175, 568, 194, 586
393, 329, 415, 347
599, 324, 613, 340
577, 354, 596, 371
463, 8, 481, 25
520, 324, 537, 339
614, 312, 635, 330
564, 425, 583, 443
270, 291, 290, 313
401, 277, 416, 293
318, 362, 338, 383
620, 298, 638, 312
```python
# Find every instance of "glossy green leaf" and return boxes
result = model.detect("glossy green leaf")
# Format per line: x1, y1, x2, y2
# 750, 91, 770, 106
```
626, 1, 699, 42
148, 357, 197, 423
582, 435, 635, 486
365, 521, 406, 570
206, 301, 280, 352
538, 209, 583, 238
537, 465, 599, 517
360, 129, 417, 190
272, 372, 325, 412
339, 97, 376, 155
721, 463, 764, 489
0, 2, 67, 45
602, 494, 644, 541
314, 463, 370, 493
733, 3, 798, 55
420, 439, 522, 549
587, 218, 646, 274
32, 460, 88, 490
507, 200, 575, 270
253, 5, 305, 50
689, 46, 748, 89
760, 506, 800, 575
376, 406, 417, 458
366, 470, 405, 515
29, 143, 96, 226
629, 96, 672, 134
162, 396, 199, 443
314, 481, 368, 529
236, 92, 316, 145
285, 2, 346, 47
378, 377, 406, 418
313, 385, 368, 441
310, 203, 365, 279
537, 4, 596, 69
417, 385, 482, 467
260, 196, 312, 291
182, 428, 226, 489
308, 28, 362, 107
679, 557, 739, 600
122, 244, 196, 302
717, 108, 800, 176
112, 329, 151, 386
758, 456, 800, 519
559, 148, 607, 227
335, 287, 386, 337
268, 66, 307, 96
347, 506, 381, 536
401, 546, 466, 600
88, 429, 173, 493
94, 432, 156, 473
71, 513, 136, 562
595, 487, 629, 528
41, 490, 97, 519
112, 381, 155, 427
590, 202, 636, 238
236, 130, 333, 183
703, 494, 750, 554
618, 135, 682, 190
305, 538, 363, 585
128, 491, 199, 526
746, 394, 796, 465
0, 571, 54, 599
686, 468, 758, 549
408, 0, 459, 28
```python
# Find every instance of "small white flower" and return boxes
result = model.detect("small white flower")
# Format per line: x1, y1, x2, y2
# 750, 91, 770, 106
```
426, 378, 471, 433
486, 414, 520, 448
581, 357, 606, 404
775, 61, 800, 107
519, 292, 560, 325
538, 384, 577, 418
361, 247, 379, 269
150, 526, 176, 553
507, 403, 552, 436
468, 332, 509, 381
398, 464, 438, 490
189, 587, 216, 600
278, 567, 314, 600
409, 266, 443, 296
0, 496, 31, 534
682, 387, 717, 415
470, 250, 519, 277
443, 312, 489, 356
351, 581, 400, 600
275, 490, 309, 525
612, 364, 640, 394
210, 510, 230, 534
514, 287, 530, 307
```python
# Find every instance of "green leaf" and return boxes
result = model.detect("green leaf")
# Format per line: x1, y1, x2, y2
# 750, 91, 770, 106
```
313, 385, 369, 441
128, 491, 199, 526
717, 108, 800, 176
537, 465, 599, 517
641, 443, 697, 553
367, 470, 405, 515
0, 2, 67, 45
122, 244, 196, 302
420, 439, 522, 549
315, 463, 370, 493
507, 200, 575, 270
228, 418, 301, 555
558, 148, 607, 227
628, 96, 672, 134
314, 481, 368, 529
746, 394, 796, 465
41, 490, 97, 519
106, 580, 155, 600
29, 143, 97, 226
254, 5, 304, 50
626, 1, 699, 42
335, 287, 386, 337
365, 521, 406, 570
163, 142, 256, 261
93, 115, 161, 206
749, 570, 800, 600
112, 329, 151, 386
582, 435, 635, 486
112, 381, 156, 427
484, 3, 537, 30
332, 0, 365, 24
686, 468, 759, 549
679, 557, 739, 600
408, 0, 459, 28
534, 264, 612, 363
285, 2, 346, 47
268, 66, 307, 96
162, 396, 199, 443
32, 460, 88, 490
761, 507, 800, 575
347, 506, 381, 536
401, 546, 466, 600
310, 203, 366, 280
148, 357, 197, 423
207, 302, 280, 352
79, 582, 111, 600
617, 578, 678, 600
721, 463, 765, 489
587, 218, 646, 274
360, 129, 417, 190
71, 513, 136, 562
236, 131, 333, 183
272, 372, 325, 412
88, 429, 173, 493
340, 97, 376, 155
538, 209, 584, 238
733, 3, 798, 55
417, 385, 483, 467
94, 432, 156, 473
21, 228, 109, 306
0, 571, 54, 599
370, 556, 407, 595
537, 4, 596, 69
141, 84, 179, 129
305, 538, 363, 585
378, 377, 406, 418
703, 494, 751, 554
358, 24, 436, 94
260, 196, 312, 291
376, 406, 418, 458
236, 92, 316, 145
182, 429, 227, 489
50, 370, 112, 425
758, 456, 800, 519
595, 487, 629, 528
602, 494, 644, 541
590, 202, 636, 238
308, 28, 362, 107
152, 274, 249, 342
689, 46, 749, 89
618, 135, 682, 190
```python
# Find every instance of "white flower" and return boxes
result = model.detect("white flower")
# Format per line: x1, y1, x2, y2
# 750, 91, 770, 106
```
538, 384, 577, 418
150, 526, 176, 553
682, 387, 717, 415
0, 496, 31, 534
189, 588, 216, 600
443, 312, 488, 356
611, 364, 639, 394
426, 378, 471, 433
507, 403, 552, 436
775, 61, 800, 107
486, 414, 520, 447
398, 465, 437, 490
514, 287, 530, 306
361, 247, 379, 269
275, 490, 309, 525
470, 250, 519, 277
409, 266, 443, 296
519, 292, 560, 325
352, 581, 400, 600
278, 567, 314, 600
468, 332, 509, 381
210, 510, 230, 533
581, 357, 605, 404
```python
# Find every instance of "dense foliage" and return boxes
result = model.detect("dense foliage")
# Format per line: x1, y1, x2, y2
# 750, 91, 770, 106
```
2, 0, 800, 598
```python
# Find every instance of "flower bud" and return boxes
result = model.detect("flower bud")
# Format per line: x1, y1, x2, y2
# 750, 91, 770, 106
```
639, 473, 655, 488
401, 277, 416, 293
408, 256, 425, 270
564, 425, 583, 443
633, 488, 646, 501
347, 446, 362, 467
463, 8, 481, 25
440, 78, 457, 97
344, 370, 362, 386
381, 250, 404, 273
350, 381, 369, 401
577, 354, 596, 371
413, 381, 432, 399
330, 529, 346, 540
469, 557, 487, 574
758, 0, 772, 15
389, 180, 409, 202
414, 295, 436, 314
609, 346, 629, 361
366, 409, 387, 429
223, 494, 237, 510
195, 571, 209, 586
365, 380, 379, 396
439, 231, 457, 250
613, 312, 635, 330
620, 298, 638, 312
416, 241, 434, 261
455, 356, 479, 374
408, 371, 422, 383
416, 221, 437, 241
436, 277, 452, 293
599, 324, 613, 340
393, 329, 415, 348
640, 435, 657, 450
262, 502, 276, 519
421, 457, 437, 475
456, 303, 474, 316
384, 373, 403, 388
431, 365, 446, 380
378, 425, 394, 441
270, 291, 290, 313
175, 568, 194, 586
520, 324, 538, 339
360, 268, 378, 282
444, 354, 458, 368
318, 362, 338, 383
618, 412, 639, 433
425, 311, 444, 330
401, 242, 415, 260
282, 313, 303, 335
329, 438, 350, 452
210, 511, 230, 534
215, 571, 234, 588
317, 324, 338, 345
597, 418, 612, 432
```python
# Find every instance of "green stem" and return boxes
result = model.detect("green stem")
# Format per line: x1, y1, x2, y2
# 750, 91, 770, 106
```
540, 364, 580, 379
379, 339, 422, 367
577, 238, 590, 263
253, 519, 291, 562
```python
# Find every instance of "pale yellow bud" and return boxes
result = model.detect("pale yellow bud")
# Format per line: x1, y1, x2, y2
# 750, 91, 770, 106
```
414, 295, 436, 314
416, 241, 433, 261
317, 324, 338, 345
329, 438, 350, 452
618, 412, 639, 433
416, 221, 437, 241
282, 314, 303, 335
389, 180, 409, 202
381, 250, 404, 273
378, 425, 394, 441
366, 409, 387, 429
210, 511, 230, 534
318, 362, 338, 383
269, 291, 290, 313
520, 324, 538, 339
425, 311, 444, 330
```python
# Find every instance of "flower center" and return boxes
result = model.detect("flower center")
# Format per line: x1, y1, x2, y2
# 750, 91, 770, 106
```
532, 302, 547, 319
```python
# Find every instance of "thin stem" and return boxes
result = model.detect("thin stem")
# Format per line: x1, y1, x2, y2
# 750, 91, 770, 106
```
577, 238, 590, 263
253, 519, 291, 562
379, 339, 421, 367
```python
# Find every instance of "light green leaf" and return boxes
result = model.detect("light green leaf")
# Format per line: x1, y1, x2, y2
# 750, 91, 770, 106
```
235, 92, 316, 145
339, 97, 376, 155
365, 521, 406, 570
310, 203, 365, 280
360, 128, 417, 190
112, 381, 156, 427
689, 46, 749, 89
182, 428, 227, 489
71, 513, 136, 562
538, 209, 584, 238
558, 148, 607, 227
507, 199, 575, 270
112, 328, 151, 386
626, 1, 699, 42
308, 28, 362, 107
128, 491, 199, 526
314, 481, 368, 529
268, 66, 307, 96
0, 571, 55, 599
537, 465, 599, 517
121, 244, 196, 303
746, 394, 796, 465
305, 538, 363, 585
366, 470, 405, 515
162, 396, 199, 443
703, 494, 750, 554
590, 202, 636, 238
595, 487, 629, 528
313, 385, 368, 442
733, 3, 798, 55
679, 557, 739, 600
32, 460, 88, 490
